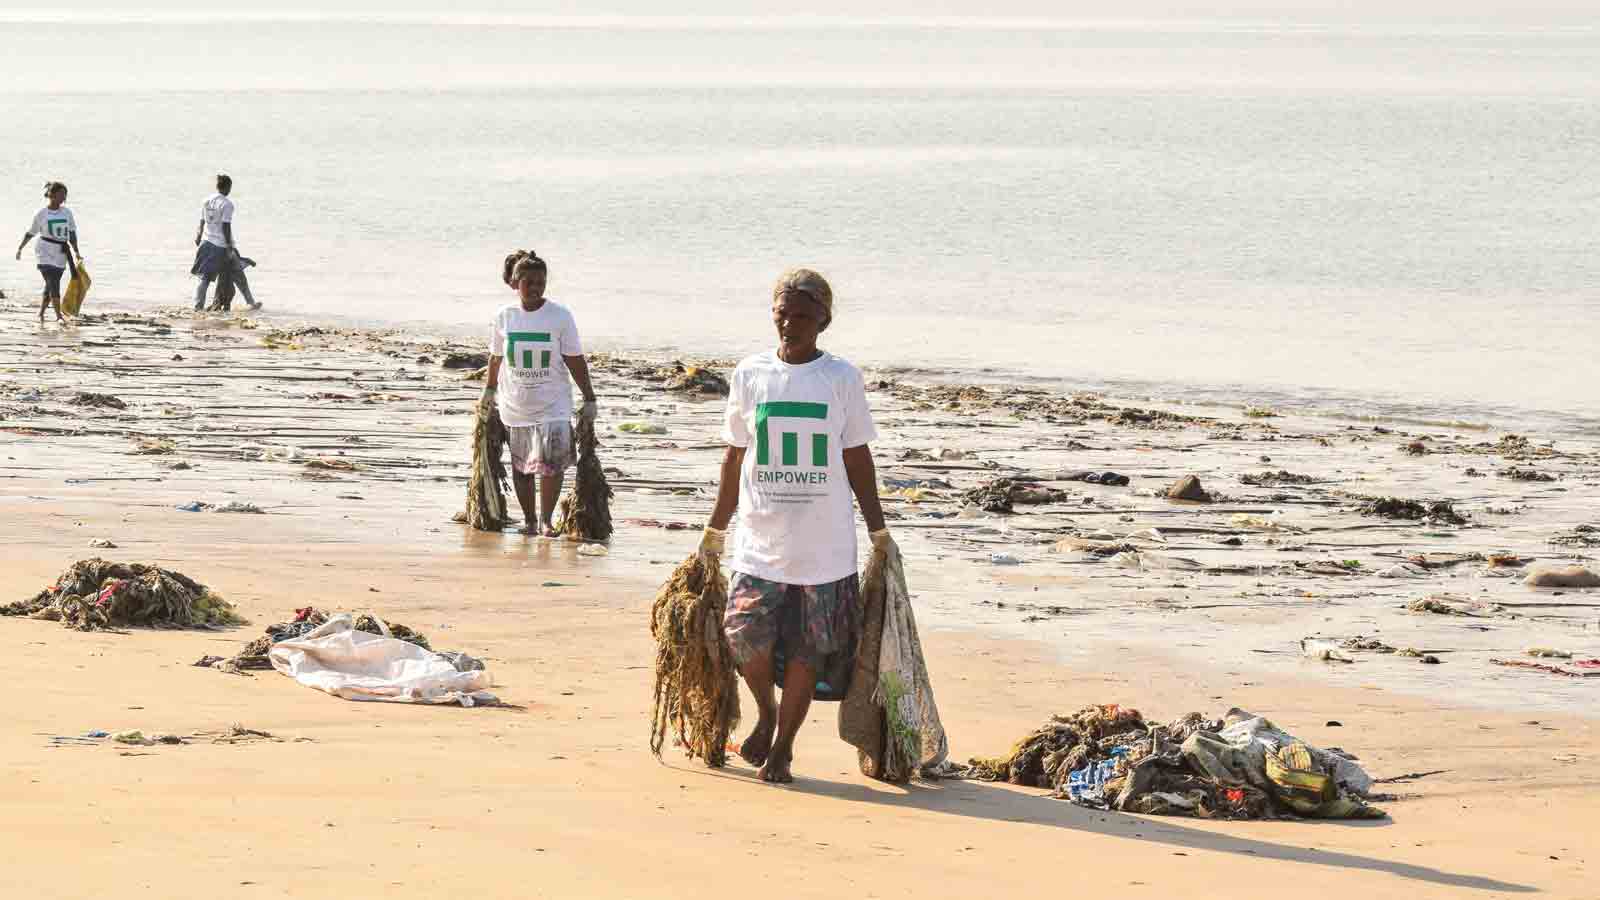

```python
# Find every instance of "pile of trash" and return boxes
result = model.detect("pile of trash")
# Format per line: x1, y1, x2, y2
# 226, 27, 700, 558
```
203, 607, 435, 673
203, 608, 493, 705
960, 705, 1383, 820
3, 559, 245, 631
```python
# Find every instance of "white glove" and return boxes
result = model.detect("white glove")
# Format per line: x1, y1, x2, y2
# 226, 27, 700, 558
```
698, 526, 726, 563
869, 528, 897, 557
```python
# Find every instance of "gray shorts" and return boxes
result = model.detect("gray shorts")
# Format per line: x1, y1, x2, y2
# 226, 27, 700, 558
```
506, 421, 574, 476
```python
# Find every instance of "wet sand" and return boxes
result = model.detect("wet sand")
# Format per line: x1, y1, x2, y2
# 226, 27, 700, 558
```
1, 301, 1596, 898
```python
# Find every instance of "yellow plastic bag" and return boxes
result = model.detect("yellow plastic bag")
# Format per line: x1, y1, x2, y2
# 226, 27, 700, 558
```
61, 261, 91, 316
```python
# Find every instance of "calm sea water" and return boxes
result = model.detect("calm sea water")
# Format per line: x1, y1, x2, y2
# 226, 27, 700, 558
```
3, 16, 1597, 433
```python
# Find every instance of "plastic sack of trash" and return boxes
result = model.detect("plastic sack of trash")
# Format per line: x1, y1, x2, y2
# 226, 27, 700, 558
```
268, 613, 497, 706
841, 541, 949, 782
61, 260, 91, 317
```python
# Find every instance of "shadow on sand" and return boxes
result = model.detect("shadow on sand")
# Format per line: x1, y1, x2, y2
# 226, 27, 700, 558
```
687, 763, 1532, 894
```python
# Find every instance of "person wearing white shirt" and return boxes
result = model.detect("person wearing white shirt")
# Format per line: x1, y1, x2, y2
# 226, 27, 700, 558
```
14, 181, 81, 322
191, 173, 259, 311
697, 268, 896, 784
483, 251, 599, 535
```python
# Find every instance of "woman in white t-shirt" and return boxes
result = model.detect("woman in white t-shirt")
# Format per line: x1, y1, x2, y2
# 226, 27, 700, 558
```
482, 251, 599, 535
14, 181, 81, 322
697, 268, 897, 784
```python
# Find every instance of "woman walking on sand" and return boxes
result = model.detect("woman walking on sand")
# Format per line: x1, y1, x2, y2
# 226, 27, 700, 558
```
15, 181, 82, 322
697, 268, 896, 784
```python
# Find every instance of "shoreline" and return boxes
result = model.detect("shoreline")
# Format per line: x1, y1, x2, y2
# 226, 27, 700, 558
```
12, 288, 1599, 438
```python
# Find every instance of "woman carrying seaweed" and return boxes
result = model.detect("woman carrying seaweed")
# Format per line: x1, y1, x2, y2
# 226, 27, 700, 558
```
697, 268, 895, 784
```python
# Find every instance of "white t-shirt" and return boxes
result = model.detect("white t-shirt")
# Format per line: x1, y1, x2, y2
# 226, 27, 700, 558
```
29, 206, 77, 268
723, 350, 879, 586
488, 301, 585, 426
201, 193, 235, 248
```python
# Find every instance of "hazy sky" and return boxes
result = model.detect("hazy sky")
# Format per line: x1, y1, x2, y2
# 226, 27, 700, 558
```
1, 0, 1595, 22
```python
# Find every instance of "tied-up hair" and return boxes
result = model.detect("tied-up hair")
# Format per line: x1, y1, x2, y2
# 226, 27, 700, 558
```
43, 181, 67, 198
503, 249, 547, 285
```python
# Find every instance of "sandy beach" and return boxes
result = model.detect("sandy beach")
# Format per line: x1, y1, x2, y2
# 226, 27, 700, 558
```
2, 300, 1597, 899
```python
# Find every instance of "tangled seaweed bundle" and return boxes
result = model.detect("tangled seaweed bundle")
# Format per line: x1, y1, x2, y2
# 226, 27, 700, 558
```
464, 394, 510, 531
649, 554, 739, 767
3, 558, 244, 631
557, 416, 614, 542
966, 704, 1150, 788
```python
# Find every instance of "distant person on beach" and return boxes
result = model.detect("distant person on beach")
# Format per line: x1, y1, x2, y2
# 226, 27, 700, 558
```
15, 181, 80, 322
191, 173, 259, 311
484, 250, 598, 536
698, 268, 894, 784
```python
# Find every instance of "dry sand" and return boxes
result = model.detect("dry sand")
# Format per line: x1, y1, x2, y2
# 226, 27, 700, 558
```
2, 302, 1597, 898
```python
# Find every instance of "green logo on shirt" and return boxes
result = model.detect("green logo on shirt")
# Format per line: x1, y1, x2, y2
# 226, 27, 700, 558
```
506, 331, 552, 370
47, 218, 69, 239
755, 401, 829, 468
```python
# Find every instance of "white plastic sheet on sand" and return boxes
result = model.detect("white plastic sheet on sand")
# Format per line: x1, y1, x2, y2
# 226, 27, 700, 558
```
268, 614, 497, 706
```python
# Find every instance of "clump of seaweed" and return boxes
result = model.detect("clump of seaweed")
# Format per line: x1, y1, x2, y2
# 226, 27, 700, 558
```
1239, 470, 1317, 487
649, 554, 740, 768
660, 362, 730, 397
464, 396, 509, 531
3, 559, 244, 631
557, 416, 614, 542
1358, 497, 1468, 526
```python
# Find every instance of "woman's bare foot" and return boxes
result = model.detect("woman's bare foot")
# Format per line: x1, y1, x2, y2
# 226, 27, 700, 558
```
739, 720, 775, 767
758, 746, 794, 784
518, 524, 539, 536
542, 523, 561, 537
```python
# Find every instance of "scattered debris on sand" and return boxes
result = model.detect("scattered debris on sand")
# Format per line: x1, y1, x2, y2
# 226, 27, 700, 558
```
1498, 467, 1556, 482
69, 392, 127, 410
1408, 594, 1507, 618
1549, 525, 1600, 548
659, 362, 730, 397
1358, 497, 1468, 526
962, 478, 1070, 514
959, 705, 1382, 819
440, 351, 489, 370
3, 559, 244, 631
209, 607, 444, 675
1239, 470, 1317, 487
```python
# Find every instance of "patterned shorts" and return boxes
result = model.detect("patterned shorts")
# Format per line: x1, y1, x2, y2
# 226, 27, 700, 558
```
506, 421, 575, 476
724, 571, 860, 700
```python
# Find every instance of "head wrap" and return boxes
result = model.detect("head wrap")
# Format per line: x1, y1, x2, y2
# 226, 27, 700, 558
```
772, 268, 833, 327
